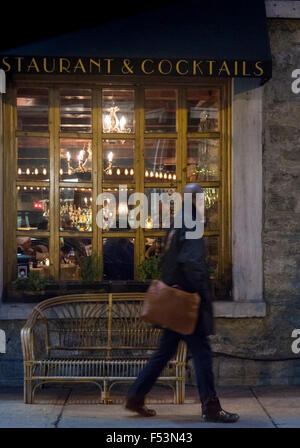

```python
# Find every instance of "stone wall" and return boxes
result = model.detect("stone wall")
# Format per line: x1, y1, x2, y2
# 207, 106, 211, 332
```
207, 18, 300, 386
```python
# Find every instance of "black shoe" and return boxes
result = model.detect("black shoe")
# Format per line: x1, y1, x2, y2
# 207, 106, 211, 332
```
202, 397, 239, 423
125, 399, 156, 417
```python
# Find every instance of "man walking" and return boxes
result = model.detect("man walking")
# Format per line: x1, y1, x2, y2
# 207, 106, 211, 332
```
125, 183, 239, 423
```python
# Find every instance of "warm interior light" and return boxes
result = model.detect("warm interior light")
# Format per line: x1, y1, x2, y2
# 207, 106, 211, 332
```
43, 168, 47, 175
145, 170, 149, 177
130, 169, 134, 176
26, 168, 30, 175
108, 151, 113, 162
117, 168, 121, 175
120, 116, 126, 131
66, 152, 71, 162
18, 168, 22, 175
124, 169, 129, 175
34, 169, 39, 175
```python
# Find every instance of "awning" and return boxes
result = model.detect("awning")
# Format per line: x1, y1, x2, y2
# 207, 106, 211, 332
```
0, 0, 272, 83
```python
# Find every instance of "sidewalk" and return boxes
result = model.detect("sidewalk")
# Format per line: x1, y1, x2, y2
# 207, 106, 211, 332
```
0, 384, 299, 428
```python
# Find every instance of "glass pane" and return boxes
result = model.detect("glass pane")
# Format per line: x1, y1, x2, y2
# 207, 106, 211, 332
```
60, 188, 92, 232
187, 89, 219, 132
144, 139, 176, 182
187, 139, 219, 182
144, 187, 180, 230
103, 140, 134, 183
17, 237, 50, 278
60, 89, 92, 133
144, 236, 165, 257
145, 89, 177, 133
17, 137, 49, 181
17, 88, 49, 132
102, 89, 135, 133
60, 139, 92, 182
60, 237, 92, 281
204, 236, 218, 278
103, 237, 135, 280
204, 188, 219, 231
101, 188, 135, 232
17, 186, 49, 231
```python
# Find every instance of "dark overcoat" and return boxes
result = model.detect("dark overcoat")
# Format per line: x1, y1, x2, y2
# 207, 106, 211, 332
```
161, 211, 214, 336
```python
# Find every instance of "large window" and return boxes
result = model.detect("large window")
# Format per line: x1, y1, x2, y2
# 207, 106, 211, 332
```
3, 78, 231, 295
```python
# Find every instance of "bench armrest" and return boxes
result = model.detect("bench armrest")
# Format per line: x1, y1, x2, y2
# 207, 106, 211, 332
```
21, 306, 45, 362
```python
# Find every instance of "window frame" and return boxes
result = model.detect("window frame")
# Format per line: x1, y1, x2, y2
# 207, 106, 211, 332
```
2, 75, 231, 298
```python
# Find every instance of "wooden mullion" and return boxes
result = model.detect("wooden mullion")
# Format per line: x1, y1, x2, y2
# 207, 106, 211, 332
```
144, 132, 178, 140
178, 87, 187, 193
49, 87, 60, 280
91, 88, 101, 272
187, 132, 220, 139
96, 87, 103, 278
59, 132, 93, 139
16, 181, 50, 187
135, 87, 144, 275
101, 133, 135, 140
3, 86, 17, 288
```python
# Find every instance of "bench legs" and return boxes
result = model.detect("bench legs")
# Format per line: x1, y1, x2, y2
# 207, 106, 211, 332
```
101, 380, 112, 404
24, 379, 33, 404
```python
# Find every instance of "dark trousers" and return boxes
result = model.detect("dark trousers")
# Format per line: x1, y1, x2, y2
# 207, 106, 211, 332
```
127, 328, 217, 407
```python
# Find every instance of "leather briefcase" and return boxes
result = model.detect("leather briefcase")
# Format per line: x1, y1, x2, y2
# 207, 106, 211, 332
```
141, 279, 201, 335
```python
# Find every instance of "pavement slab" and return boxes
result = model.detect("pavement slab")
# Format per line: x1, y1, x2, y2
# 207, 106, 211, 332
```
0, 385, 299, 428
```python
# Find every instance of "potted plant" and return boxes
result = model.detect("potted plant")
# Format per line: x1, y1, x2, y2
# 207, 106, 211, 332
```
137, 255, 162, 283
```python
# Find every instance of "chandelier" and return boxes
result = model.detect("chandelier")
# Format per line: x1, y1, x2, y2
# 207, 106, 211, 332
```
103, 106, 131, 133
64, 142, 91, 175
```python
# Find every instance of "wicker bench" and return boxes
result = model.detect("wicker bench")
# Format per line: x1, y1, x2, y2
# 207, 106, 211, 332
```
21, 293, 187, 404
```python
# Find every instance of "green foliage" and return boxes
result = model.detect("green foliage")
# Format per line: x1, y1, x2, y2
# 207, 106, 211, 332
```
12, 271, 54, 291
79, 253, 101, 282
137, 256, 162, 282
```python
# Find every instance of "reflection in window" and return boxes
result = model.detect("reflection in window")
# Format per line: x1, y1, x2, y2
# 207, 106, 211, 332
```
204, 188, 219, 231
17, 186, 49, 231
17, 88, 49, 132
102, 89, 134, 133
60, 89, 92, 133
145, 236, 164, 258
145, 89, 177, 133
60, 188, 92, 232
103, 238, 135, 280
187, 139, 219, 182
17, 237, 50, 279
103, 140, 134, 183
204, 236, 218, 279
144, 139, 176, 182
60, 237, 92, 280
60, 139, 92, 182
17, 137, 49, 181
144, 188, 179, 230
101, 188, 135, 231
187, 89, 219, 132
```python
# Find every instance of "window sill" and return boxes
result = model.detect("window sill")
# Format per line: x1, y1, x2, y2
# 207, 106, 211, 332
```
0, 299, 267, 320
213, 300, 266, 318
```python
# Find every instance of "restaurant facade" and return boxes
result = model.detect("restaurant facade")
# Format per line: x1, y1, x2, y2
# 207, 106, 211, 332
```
0, 0, 299, 388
